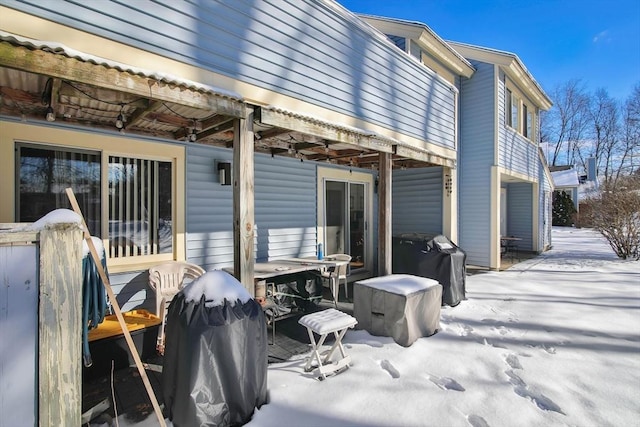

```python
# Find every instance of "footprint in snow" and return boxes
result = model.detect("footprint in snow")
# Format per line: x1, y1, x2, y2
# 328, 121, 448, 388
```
505, 369, 565, 415
467, 414, 490, 427
428, 374, 465, 391
354, 339, 384, 348
504, 354, 523, 370
380, 359, 400, 379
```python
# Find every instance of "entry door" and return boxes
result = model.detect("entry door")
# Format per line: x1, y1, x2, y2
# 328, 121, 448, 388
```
324, 180, 366, 271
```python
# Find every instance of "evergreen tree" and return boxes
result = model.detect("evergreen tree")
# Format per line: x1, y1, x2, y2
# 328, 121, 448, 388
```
553, 191, 577, 226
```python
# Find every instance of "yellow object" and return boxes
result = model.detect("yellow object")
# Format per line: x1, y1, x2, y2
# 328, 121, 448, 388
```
88, 309, 161, 342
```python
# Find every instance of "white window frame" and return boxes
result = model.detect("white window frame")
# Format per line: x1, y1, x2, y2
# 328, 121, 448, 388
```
3, 123, 186, 273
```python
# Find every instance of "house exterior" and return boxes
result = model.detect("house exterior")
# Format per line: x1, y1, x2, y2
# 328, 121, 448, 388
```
550, 165, 581, 210
448, 42, 554, 269
356, 16, 554, 270
355, 15, 475, 241
0, 0, 467, 312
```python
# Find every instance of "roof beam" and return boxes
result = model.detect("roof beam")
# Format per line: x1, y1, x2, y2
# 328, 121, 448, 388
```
0, 41, 246, 118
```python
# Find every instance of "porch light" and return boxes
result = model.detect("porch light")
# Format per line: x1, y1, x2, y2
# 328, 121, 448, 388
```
189, 128, 197, 142
217, 161, 231, 186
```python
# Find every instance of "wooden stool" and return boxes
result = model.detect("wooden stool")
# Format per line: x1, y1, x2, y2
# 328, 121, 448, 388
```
298, 308, 357, 380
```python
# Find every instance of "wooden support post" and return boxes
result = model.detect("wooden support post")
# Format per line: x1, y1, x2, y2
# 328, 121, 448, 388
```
233, 109, 256, 295
38, 223, 83, 427
65, 188, 167, 427
378, 152, 392, 276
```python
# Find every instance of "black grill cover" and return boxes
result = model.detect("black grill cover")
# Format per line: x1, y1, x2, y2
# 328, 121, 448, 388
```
392, 234, 467, 306
162, 292, 267, 426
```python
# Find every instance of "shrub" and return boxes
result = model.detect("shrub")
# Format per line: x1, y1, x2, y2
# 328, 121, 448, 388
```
581, 176, 640, 260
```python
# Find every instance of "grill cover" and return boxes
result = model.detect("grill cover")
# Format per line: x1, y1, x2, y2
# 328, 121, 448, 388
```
392, 234, 467, 306
162, 291, 267, 426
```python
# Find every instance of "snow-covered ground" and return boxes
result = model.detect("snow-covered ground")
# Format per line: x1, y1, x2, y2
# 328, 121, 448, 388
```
125, 227, 640, 427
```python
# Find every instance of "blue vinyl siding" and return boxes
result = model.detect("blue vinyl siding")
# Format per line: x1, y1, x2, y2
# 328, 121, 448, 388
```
109, 270, 154, 313
497, 72, 539, 179
185, 144, 318, 269
392, 168, 443, 235
254, 154, 317, 262
507, 183, 533, 250
5, 0, 457, 149
458, 61, 495, 267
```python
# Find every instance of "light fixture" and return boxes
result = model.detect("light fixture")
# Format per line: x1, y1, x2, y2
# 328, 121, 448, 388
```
188, 119, 198, 142
115, 112, 124, 129
217, 161, 231, 186
45, 106, 55, 122
324, 142, 330, 153
288, 144, 294, 154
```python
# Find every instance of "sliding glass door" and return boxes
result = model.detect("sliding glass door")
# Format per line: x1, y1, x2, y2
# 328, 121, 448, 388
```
322, 177, 368, 272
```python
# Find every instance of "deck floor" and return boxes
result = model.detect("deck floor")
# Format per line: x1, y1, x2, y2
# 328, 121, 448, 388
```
82, 287, 354, 423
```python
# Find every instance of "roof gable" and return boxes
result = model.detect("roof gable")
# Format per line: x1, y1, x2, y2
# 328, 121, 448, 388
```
448, 41, 552, 110
357, 15, 475, 78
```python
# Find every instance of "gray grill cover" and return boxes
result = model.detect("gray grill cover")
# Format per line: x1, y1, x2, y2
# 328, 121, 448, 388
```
393, 234, 467, 306
162, 293, 267, 427
353, 274, 442, 347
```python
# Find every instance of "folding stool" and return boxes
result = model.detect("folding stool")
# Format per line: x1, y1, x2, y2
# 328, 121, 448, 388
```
298, 308, 358, 380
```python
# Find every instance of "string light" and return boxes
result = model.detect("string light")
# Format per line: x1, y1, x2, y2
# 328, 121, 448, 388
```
45, 106, 55, 122
115, 105, 125, 130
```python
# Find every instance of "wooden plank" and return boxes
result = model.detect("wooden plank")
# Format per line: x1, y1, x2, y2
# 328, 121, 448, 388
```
0, 41, 245, 118
0, 230, 39, 244
65, 188, 167, 427
395, 144, 456, 169
233, 112, 256, 295
378, 152, 392, 276
257, 107, 394, 154
38, 223, 83, 427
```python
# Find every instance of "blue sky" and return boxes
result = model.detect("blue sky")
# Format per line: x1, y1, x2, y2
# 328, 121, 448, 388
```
337, 1, 640, 101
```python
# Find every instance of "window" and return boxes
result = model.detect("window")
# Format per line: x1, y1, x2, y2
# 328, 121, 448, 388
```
17, 144, 101, 235
17, 143, 174, 263
511, 93, 519, 130
108, 156, 173, 258
506, 89, 513, 127
522, 104, 534, 140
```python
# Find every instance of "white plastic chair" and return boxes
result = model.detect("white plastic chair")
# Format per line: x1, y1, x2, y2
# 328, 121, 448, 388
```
148, 261, 205, 353
321, 254, 351, 307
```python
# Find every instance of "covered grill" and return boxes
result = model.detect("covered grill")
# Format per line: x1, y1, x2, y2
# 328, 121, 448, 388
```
392, 233, 467, 306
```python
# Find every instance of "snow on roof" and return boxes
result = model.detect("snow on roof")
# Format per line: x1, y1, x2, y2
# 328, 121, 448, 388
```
551, 168, 580, 188
182, 270, 251, 307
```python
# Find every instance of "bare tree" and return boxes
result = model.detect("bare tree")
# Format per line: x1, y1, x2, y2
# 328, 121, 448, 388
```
616, 84, 640, 181
587, 89, 620, 181
542, 79, 591, 167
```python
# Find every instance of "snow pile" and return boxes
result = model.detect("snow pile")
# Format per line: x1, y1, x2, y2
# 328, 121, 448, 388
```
30, 208, 83, 230
182, 270, 252, 307
82, 236, 105, 259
